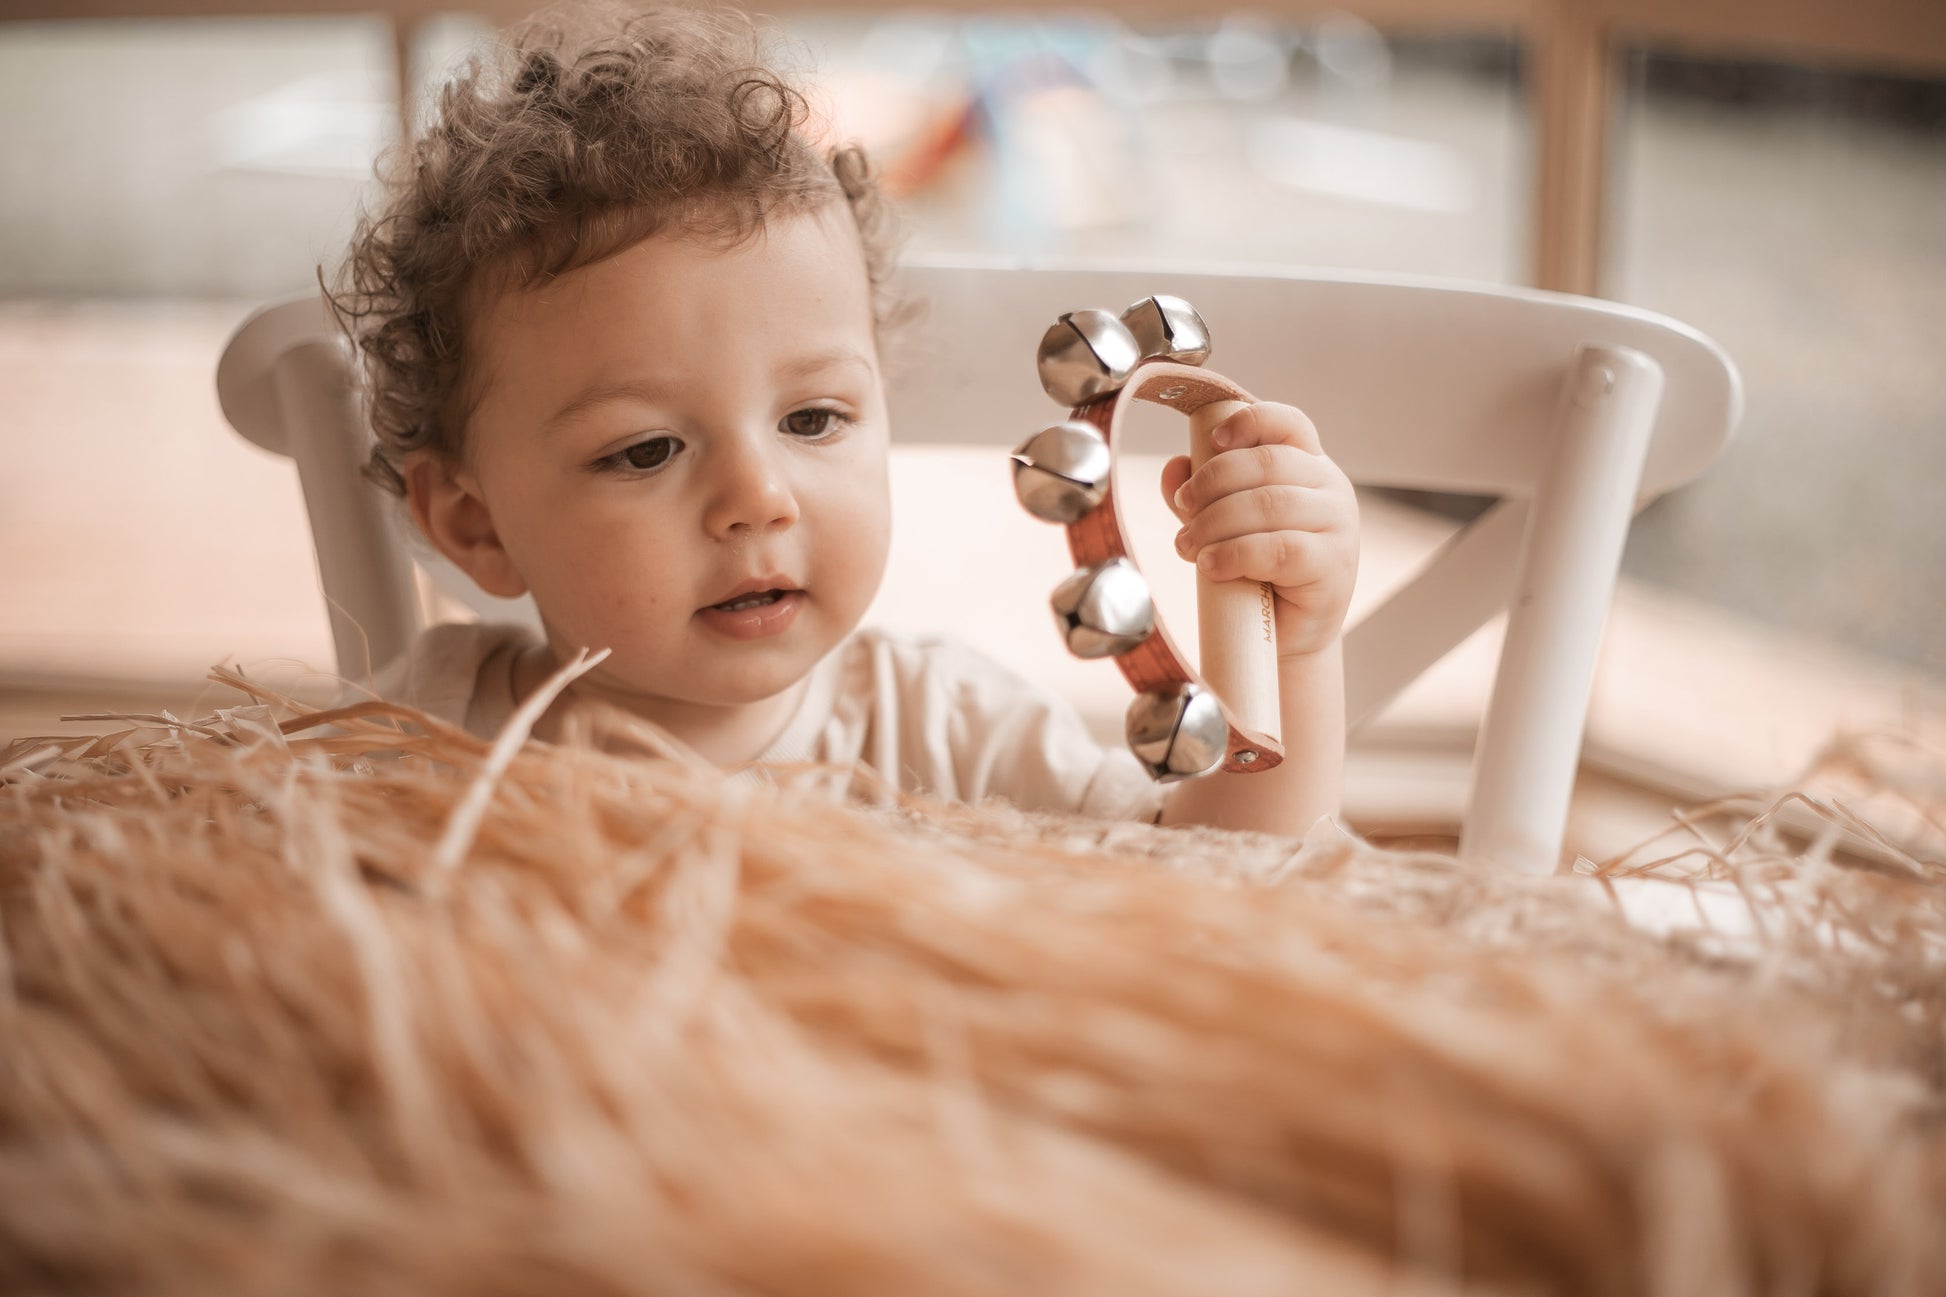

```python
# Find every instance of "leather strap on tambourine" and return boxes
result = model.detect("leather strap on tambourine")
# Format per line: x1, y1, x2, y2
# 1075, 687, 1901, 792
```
1012, 296, 1285, 783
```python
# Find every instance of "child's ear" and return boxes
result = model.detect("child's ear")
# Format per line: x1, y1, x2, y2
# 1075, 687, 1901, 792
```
403, 456, 528, 600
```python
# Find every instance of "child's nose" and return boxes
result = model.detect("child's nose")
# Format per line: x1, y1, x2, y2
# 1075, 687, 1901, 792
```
703, 435, 800, 537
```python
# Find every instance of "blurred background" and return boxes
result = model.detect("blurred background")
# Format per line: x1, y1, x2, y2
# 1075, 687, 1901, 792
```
2, 2, 1941, 855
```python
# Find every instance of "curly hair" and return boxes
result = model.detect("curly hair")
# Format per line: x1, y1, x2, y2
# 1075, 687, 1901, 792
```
328, 5, 899, 495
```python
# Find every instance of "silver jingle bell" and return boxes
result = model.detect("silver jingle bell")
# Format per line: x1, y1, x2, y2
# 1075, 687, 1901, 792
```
1050, 557, 1155, 659
1037, 308, 1141, 408
1119, 294, 1212, 367
1125, 683, 1228, 782
1011, 421, 1112, 523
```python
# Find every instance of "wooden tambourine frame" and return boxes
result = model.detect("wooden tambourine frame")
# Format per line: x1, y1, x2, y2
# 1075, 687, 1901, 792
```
1067, 361, 1286, 775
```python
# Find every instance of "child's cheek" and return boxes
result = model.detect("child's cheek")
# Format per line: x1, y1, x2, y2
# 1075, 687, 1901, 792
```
550, 580, 674, 664
529, 512, 664, 623
558, 507, 653, 572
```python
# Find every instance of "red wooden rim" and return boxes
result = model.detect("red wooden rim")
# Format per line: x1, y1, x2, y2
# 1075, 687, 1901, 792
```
1064, 361, 1284, 775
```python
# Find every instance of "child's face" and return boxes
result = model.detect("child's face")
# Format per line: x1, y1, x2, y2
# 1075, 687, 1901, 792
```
438, 203, 891, 714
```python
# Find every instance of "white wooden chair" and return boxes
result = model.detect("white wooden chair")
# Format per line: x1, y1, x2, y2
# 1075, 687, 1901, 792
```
217, 257, 1740, 874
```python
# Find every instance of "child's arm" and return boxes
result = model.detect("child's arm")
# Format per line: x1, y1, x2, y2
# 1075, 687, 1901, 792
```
1153, 403, 1359, 837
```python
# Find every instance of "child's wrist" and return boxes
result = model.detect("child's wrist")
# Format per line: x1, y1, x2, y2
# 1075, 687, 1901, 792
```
1276, 632, 1344, 664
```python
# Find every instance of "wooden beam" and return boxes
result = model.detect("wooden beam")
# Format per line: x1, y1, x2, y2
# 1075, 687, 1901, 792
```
1595, 0, 1946, 75
1531, 0, 1613, 295
0, 0, 1532, 26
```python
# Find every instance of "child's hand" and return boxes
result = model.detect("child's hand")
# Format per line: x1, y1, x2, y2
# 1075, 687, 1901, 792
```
1160, 402, 1359, 658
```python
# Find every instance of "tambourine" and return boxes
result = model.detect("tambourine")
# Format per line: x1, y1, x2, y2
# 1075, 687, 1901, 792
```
1013, 295, 1284, 783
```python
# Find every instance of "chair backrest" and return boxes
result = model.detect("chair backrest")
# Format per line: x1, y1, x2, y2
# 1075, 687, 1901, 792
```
891, 258, 1733, 498
217, 256, 1740, 872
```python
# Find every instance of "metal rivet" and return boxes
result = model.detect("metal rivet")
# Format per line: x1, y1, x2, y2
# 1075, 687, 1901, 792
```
1050, 558, 1155, 659
1125, 683, 1228, 782
1011, 421, 1112, 523
1037, 309, 1141, 408
1119, 294, 1212, 367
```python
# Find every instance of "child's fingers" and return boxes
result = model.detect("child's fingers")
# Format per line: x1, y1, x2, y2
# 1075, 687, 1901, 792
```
1206, 402, 1323, 456
1192, 529, 1322, 584
1174, 486, 1341, 559
1158, 454, 1193, 522
1172, 443, 1339, 517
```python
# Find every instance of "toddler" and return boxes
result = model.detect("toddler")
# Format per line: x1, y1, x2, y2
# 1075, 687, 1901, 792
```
335, 6, 1359, 836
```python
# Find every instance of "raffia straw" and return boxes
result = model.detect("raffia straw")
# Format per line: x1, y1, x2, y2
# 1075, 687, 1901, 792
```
0, 686, 1942, 1296
429, 645, 609, 886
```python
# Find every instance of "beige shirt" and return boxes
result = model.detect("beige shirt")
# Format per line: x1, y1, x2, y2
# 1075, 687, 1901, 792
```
375, 622, 1166, 822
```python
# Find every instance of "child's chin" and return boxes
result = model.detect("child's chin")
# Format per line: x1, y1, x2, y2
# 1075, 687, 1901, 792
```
678, 660, 815, 709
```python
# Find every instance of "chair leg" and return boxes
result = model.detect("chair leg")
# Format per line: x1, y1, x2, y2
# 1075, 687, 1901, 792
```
1461, 345, 1664, 874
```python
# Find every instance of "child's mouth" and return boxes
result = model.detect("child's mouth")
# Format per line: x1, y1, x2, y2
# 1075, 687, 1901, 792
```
711, 589, 786, 613
697, 587, 803, 641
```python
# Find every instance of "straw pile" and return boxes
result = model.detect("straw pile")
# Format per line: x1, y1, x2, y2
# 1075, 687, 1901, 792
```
2, 671, 1943, 1296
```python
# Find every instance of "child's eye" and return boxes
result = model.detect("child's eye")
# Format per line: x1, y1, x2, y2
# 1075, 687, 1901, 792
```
780, 407, 851, 440
592, 436, 681, 475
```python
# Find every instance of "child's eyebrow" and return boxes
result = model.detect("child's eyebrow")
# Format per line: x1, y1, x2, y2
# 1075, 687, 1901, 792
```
773, 347, 876, 384
542, 348, 877, 432
542, 379, 672, 433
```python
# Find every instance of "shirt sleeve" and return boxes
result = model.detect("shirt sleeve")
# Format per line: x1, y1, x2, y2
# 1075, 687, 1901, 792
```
360, 621, 537, 740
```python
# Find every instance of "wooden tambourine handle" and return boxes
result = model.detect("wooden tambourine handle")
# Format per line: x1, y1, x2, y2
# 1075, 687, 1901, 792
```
1189, 399, 1283, 751
1067, 362, 1285, 774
